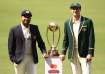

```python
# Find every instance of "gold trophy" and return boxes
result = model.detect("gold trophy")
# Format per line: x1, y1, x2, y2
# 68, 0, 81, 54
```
46, 22, 60, 56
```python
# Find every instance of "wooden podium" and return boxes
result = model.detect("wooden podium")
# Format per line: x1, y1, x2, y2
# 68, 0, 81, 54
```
45, 57, 62, 74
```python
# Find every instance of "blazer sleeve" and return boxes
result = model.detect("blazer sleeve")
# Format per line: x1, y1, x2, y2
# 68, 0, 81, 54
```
36, 26, 46, 53
88, 19, 95, 56
8, 28, 16, 63
62, 22, 69, 55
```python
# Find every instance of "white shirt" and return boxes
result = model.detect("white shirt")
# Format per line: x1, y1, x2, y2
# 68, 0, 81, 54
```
72, 17, 81, 48
21, 23, 32, 55
21, 23, 31, 39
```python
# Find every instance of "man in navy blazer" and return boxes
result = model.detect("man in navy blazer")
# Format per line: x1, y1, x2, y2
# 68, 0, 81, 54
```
60, 3, 95, 74
8, 9, 47, 74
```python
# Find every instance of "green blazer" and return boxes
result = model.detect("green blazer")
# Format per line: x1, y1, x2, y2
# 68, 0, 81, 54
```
62, 16, 95, 59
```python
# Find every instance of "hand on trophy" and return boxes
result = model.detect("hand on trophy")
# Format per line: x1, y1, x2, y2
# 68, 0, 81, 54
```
43, 53, 49, 58
59, 54, 65, 61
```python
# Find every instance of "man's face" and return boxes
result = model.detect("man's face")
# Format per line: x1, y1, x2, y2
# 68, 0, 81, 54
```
70, 7, 81, 17
21, 16, 31, 27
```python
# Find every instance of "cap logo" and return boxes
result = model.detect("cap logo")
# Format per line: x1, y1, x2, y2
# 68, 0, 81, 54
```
26, 10, 30, 13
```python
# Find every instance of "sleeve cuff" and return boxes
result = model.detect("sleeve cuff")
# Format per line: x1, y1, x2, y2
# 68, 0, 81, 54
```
88, 48, 94, 57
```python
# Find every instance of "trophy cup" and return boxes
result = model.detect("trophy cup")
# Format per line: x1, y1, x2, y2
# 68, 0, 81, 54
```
46, 22, 60, 56
45, 22, 62, 74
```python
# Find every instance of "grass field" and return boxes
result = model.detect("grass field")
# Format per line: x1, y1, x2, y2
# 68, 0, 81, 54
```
0, 0, 105, 74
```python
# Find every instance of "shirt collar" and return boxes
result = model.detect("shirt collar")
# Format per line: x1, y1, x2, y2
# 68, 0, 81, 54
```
72, 16, 81, 24
21, 23, 30, 30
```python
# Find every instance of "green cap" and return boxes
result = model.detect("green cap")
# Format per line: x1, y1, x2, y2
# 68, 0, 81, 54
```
70, 3, 81, 9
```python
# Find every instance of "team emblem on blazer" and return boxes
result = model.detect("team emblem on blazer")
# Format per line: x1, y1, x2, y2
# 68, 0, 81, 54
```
81, 25, 87, 32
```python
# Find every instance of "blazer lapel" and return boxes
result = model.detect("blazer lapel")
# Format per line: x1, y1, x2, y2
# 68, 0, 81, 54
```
78, 16, 85, 34
18, 25, 25, 41
69, 18, 74, 37
30, 25, 36, 40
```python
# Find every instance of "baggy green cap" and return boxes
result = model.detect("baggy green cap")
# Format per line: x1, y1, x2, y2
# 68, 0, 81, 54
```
70, 3, 81, 9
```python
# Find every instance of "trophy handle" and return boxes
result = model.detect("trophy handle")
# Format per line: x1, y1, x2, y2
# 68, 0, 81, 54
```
46, 27, 52, 47
56, 26, 60, 48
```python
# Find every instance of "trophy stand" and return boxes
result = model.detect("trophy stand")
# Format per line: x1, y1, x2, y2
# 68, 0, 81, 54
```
45, 22, 62, 74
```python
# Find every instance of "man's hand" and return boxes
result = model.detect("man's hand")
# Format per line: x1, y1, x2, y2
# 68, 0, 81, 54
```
43, 53, 48, 58
86, 54, 92, 62
59, 54, 65, 61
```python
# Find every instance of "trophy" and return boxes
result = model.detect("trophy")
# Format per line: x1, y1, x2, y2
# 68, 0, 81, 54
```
46, 22, 60, 57
45, 22, 62, 74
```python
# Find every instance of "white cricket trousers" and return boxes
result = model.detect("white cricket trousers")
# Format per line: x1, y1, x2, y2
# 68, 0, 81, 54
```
14, 55, 37, 74
71, 57, 91, 74
70, 48, 91, 74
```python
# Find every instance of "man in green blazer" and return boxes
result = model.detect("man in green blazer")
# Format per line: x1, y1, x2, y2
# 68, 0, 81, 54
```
60, 3, 95, 74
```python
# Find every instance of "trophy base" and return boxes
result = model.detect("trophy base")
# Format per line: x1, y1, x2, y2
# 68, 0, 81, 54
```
45, 57, 62, 74
48, 49, 59, 57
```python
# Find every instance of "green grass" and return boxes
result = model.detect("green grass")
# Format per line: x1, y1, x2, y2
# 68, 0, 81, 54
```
0, 0, 105, 74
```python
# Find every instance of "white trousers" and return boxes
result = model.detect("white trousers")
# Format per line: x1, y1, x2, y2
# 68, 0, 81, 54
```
70, 48, 91, 74
14, 55, 37, 74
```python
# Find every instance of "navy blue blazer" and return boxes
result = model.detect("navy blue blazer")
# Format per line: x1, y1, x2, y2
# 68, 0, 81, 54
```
8, 24, 46, 64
